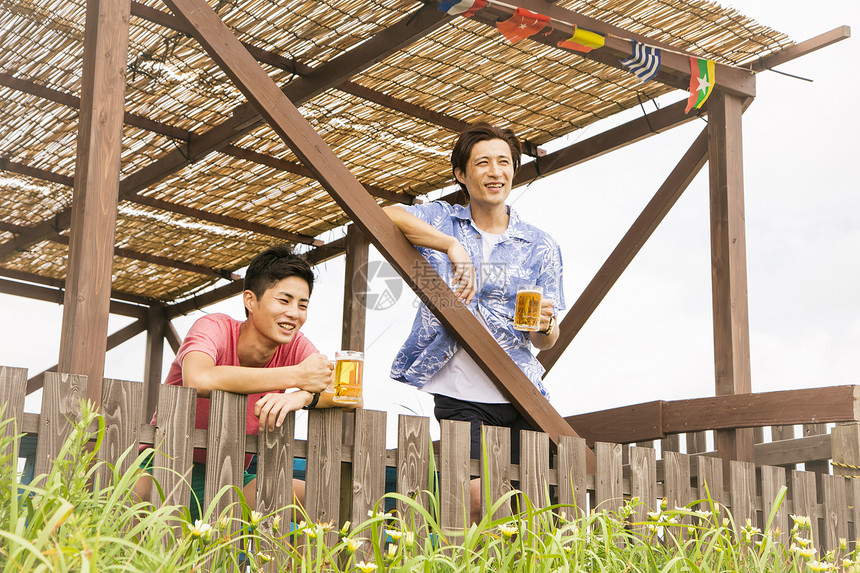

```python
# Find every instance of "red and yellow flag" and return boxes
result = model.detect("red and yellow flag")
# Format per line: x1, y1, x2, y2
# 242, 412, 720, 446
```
496, 7, 551, 44
557, 26, 604, 53
686, 57, 716, 113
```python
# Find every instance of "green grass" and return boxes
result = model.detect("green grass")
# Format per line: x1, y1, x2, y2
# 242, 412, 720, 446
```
1, 401, 856, 572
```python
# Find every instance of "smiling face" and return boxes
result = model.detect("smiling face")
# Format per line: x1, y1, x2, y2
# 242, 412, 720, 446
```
454, 138, 514, 211
243, 275, 309, 347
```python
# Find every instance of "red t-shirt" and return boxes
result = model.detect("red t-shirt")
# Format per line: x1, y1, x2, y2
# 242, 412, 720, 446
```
162, 313, 317, 465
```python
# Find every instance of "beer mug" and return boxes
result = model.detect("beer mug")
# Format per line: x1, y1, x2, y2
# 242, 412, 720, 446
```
513, 285, 542, 331
332, 350, 364, 404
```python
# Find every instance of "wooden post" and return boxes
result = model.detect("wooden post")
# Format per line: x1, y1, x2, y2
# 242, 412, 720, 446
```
831, 423, 860, 478
143, 304, 167, 422
707, 90, 754, 469
57, 0, 132, 407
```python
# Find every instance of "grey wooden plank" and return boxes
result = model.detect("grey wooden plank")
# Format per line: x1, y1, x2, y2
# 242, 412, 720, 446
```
0, 366, 27, 477
791, 470, 819, 550
350, 409, 387, 562
204, 391, 246, 526
729, 460, 756, 533
686, 431, 708, 454
34, 372, 86, 481
630, 446, 657, 536
760, 464, 788, 547
97, 378, 143, 488
557, 435, 587, 516
849, 478, 860, 552
256, 410, 295, 540
663, 451, 692, 510
696, 455, 724, 508
397, 414, 430, 532
520, 429, 550, 511
803, 424, 830, 476
661, 434, 680, 454
482, 425, 512, 520
822, 474, 849, 555
439, 419, 470, 533
306, 407, 342, 545
595, 442, 623, 515
151, 384, 196, 513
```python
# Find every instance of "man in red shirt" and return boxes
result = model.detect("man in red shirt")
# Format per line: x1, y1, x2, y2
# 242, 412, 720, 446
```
137, 245, 352, 520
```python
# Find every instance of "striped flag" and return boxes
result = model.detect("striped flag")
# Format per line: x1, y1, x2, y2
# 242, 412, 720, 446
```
496, 7, 551, 44
438, 0, 485, 18
620, 39, 661, 83
557, 26, 604, 53
686, 57, 716, 113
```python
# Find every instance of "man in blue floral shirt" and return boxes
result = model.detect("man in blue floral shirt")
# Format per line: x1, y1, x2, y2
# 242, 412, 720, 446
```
384, 123, 565, 523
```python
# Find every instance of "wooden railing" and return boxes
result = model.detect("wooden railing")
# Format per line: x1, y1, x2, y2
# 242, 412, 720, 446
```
3, 365, 860, 554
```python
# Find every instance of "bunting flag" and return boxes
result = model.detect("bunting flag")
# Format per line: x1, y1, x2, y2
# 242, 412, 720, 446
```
438, 0, 485, 18
496, 7, 551, 44
557, 26, 604, 53
620, 39, 661, 83
686, 57, 716, 113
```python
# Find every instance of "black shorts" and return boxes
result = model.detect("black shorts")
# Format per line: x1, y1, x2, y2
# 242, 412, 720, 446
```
433, 394, 534, 463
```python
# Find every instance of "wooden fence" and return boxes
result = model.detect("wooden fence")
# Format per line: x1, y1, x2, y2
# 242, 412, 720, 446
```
3, 365, 860, 554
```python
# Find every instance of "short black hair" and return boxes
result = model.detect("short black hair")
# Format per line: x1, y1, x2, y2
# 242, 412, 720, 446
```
243, 246, 314, 315
450, 123, 522, 194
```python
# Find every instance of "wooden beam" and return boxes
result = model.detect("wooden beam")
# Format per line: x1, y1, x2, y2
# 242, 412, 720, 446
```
0, 6, 448, 263
0, 267, 151, 306
143, 304, 167, 421
26, 317, 147, 395
468, 0, 754, 98
1, 220, 239, 280
0, 276, 147, 319
708, 90, 753, 464
57, 0, 133, 406
165, 321, 182, 354
749, 26, 851, 71
342, 225, 369, 352
162, 0, 592, 468
538, 129, 709, 372
565, 386, 860, 444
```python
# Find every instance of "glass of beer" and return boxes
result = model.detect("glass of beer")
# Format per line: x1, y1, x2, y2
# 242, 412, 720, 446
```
513, 285, 542, 331
332, 350, 364, 404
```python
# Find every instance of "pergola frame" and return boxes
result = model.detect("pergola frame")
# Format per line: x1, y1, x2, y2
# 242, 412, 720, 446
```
2, 0, 850, 472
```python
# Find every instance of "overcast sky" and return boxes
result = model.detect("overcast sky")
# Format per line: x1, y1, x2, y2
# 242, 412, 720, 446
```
1, 1, 857, 445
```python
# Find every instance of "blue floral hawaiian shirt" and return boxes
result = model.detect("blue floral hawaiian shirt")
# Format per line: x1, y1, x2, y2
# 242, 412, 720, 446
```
390, 201, 565, 398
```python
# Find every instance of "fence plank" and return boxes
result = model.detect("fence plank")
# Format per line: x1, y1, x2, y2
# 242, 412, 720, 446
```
686, 431, 708, 454
352, 409, 387, 528
848, 478, 860, 552
663, 451, 692, 510
256, 410, 295, 540
0, 366, 27, 477
482, 425, 512, 520
397, 414, 430, 531
822, 474, 849, 555
204, 391, 246, 525
520, 430, 550, 510
661, 434, 680, 454
792, 470, 819, 550
151, 384, 196, 513
34, 372, 86, 481
803, 424, 830, 477
760, 465, 788, 546
98, 378, 143, 488
306, 408, 343, 544
630, 446, 657, 535
439, 419, 470, 533
696, 455, 724, 508
595, 442, 623, 514
557, 435, 587, 516
831, 423, 860, 478
729, 460, 756, 532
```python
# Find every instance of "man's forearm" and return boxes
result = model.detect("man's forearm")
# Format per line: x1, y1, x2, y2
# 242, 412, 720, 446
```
383, 206, 457, 252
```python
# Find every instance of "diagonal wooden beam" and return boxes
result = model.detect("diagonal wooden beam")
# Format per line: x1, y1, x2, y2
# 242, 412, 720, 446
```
0, 6, 450, 263
161, 0, 592, 468
538, 129, 710, 373
25, 317, 148, 395
468, 0, 755, 98
748, 26, 851, 71
0, 74, 415, 208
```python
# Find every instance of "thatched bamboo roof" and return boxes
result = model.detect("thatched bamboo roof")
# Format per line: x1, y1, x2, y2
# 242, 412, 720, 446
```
0, 0, 792, 303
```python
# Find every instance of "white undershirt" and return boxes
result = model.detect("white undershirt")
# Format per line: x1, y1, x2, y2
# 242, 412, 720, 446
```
422, 230, 509, 404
